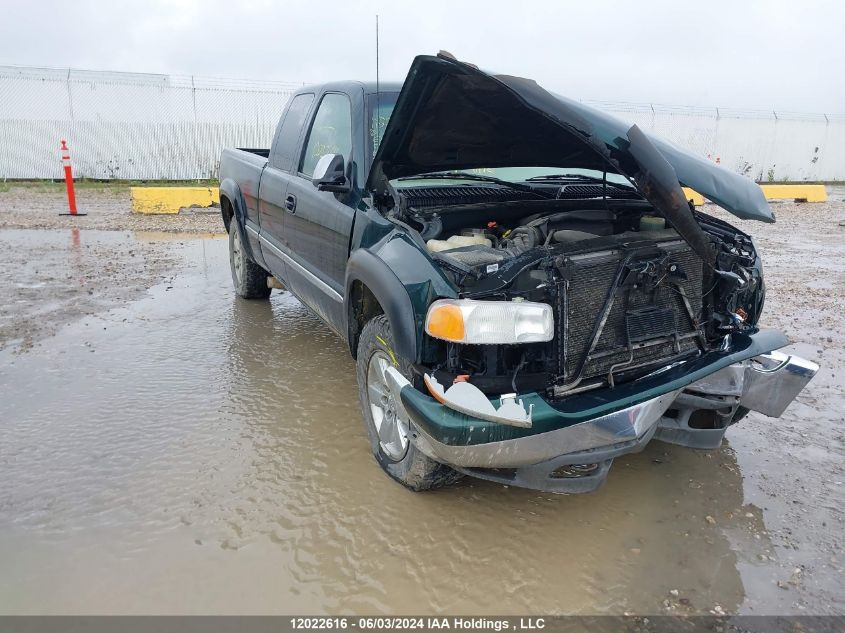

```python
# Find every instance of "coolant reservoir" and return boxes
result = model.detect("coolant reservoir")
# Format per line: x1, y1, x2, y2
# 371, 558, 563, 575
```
427, 234, 492, 252
426, 239, 451, 253
639, 215, 666, 232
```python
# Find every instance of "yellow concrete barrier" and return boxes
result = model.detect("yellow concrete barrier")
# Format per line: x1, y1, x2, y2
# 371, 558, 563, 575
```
128, 183, 825, 215
130, 186, 219, 214
682, 188, 706, 206
682, 184, 827, 207
759, 184, 827, 203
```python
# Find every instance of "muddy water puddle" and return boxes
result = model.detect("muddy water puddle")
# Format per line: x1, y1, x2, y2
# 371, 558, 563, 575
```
0, 231, 838, 614
0, 229, 190, 352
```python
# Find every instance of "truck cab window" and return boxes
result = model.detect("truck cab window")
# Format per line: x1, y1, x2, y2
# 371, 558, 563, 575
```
269, 93, 314, 171
299, 93, 352, 178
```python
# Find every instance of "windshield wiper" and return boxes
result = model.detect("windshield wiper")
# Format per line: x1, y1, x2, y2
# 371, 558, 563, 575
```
397, 171, 550, 199
526, 173, 636, 190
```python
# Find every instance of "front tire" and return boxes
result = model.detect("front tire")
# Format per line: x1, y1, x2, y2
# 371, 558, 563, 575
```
229, 224, 271, 300
356, 315, 462, 491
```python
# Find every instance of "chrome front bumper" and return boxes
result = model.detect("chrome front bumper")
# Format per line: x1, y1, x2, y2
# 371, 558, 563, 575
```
655, 350, 819, 450
739, 350, 820, 417
385, 349, 818, 493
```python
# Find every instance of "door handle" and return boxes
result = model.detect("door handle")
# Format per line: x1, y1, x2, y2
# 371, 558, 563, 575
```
284, 194, 297, 213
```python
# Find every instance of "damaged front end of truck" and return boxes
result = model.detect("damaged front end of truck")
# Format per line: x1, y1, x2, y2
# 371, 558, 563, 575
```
364, 53, 818, 492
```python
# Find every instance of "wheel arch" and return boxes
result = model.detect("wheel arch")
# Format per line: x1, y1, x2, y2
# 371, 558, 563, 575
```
346, 249, 418, 362
218, 178, 258, 261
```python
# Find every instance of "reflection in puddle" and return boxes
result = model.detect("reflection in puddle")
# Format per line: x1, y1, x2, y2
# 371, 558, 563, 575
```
0, 235, 754, 615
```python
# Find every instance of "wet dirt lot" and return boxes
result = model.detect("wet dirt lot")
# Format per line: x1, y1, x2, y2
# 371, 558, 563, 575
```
0, 187, 843, 615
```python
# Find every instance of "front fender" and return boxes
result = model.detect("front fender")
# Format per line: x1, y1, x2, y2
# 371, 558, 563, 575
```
346, 236, 458, 362
346, 248, 418, 362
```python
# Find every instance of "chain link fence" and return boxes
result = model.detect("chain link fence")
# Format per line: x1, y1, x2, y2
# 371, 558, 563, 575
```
1, 64, 843, 181
594, 100, 845, 182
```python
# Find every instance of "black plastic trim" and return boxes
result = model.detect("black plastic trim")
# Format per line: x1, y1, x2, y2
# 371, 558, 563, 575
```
345, 248, 418, 362
218, 178, 258, 262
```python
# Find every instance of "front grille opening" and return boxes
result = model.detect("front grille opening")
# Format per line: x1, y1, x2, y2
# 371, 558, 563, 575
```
689, 410, 720, 429
557, 244, 706, 387
663, 408, 681, 419
550, 463, 600, 479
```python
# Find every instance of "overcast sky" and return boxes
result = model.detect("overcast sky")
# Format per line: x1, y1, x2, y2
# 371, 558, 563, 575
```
1, 0, 843, 114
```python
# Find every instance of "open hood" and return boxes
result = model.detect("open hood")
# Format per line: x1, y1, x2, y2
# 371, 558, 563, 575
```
367, 53, 774, 224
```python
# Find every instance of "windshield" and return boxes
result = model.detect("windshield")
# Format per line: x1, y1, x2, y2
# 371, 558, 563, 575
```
368, 93, 398, 161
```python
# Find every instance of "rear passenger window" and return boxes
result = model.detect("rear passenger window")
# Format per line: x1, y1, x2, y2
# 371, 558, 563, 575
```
269, 93, 314, 171
299, 93, 352, 178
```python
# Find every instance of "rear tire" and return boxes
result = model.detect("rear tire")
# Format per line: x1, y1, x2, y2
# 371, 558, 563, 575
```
229, 224, 271, 300
356, 315, 462, 491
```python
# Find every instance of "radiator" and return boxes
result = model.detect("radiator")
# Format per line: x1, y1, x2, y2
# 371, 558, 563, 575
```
555, 240, 706, 386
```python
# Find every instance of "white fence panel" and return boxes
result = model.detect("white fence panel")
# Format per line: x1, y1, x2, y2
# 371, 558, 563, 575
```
0, 65, 297, 180
1, 65, 843, 181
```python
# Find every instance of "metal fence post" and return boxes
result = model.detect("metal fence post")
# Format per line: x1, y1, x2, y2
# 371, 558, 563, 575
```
66, 68, 74, 121
191, 75, 201, 178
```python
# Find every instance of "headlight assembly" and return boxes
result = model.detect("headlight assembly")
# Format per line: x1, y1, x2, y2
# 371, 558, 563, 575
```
424, 299, 554, 344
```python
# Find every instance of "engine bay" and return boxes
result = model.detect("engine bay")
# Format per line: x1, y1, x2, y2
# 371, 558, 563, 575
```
388, 185, 765, 398
425, 207, 666, 269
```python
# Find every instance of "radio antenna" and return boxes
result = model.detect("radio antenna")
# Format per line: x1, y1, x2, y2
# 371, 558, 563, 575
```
375, 14, 381, 143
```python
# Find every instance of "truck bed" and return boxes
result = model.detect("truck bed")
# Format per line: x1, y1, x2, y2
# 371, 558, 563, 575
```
236, 148, 270, 158
219, 148, 269, 208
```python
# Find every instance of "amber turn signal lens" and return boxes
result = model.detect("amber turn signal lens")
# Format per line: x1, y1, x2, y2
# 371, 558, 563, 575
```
426, 303, 466, 342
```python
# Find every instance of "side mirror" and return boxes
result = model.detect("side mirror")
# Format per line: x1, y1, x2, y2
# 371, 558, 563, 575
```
312, 153, 350, 192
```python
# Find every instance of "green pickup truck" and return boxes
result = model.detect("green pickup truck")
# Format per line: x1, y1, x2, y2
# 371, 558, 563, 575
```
218, 52, 817, 493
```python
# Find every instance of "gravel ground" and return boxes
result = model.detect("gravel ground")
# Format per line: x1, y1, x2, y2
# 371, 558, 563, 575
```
0, 184, 843, 613
0, 186, 224, 352
0, 187, 845, 614
0, 185, 224, 234
684, 188, 845, 614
